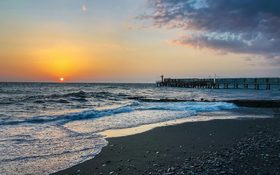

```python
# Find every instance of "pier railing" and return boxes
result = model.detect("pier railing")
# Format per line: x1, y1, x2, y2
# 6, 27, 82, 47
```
156, 78, 280, 90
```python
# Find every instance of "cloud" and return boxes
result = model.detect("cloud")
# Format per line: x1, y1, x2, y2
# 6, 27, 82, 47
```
81, 4, 87, 12
141, 0, 280, 62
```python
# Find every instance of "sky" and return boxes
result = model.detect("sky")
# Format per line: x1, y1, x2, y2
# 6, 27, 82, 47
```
0, 0, 279, 82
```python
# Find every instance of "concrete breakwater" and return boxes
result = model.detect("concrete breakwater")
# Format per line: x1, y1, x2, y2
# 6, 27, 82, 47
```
156, 78, 280, 90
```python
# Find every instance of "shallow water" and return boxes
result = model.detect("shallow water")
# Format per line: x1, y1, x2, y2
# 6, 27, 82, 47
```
0, 83, 279, 175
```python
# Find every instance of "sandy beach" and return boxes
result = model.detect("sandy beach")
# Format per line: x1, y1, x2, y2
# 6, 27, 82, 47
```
53, 106, 280, 175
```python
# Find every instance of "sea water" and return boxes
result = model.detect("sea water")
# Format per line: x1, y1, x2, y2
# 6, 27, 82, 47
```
0, 83, 279, 175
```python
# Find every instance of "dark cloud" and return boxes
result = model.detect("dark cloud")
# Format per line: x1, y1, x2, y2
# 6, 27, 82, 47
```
142, 0, 280, 61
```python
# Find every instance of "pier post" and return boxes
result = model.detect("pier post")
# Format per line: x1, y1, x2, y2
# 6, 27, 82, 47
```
255, 84, 260, 90
161, 75, 164, 83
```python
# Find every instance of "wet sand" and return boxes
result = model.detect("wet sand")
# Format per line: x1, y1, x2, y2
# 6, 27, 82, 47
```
53, 109, 280, 175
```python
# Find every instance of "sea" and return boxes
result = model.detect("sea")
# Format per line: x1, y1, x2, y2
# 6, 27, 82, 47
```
0, 83, 279, 175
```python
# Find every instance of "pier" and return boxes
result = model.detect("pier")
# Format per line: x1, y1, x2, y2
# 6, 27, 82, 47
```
156, 77, 280, 90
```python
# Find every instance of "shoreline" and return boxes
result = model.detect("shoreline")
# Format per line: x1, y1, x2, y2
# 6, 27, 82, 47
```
99, 107, 274, 139
53, 107, 280, 175
130, 97, 280, 108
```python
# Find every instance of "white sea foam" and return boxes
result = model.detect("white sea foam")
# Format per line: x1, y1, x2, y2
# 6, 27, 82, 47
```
1, 83, 278, 175
64, 101, 237, 133
0, 101, 238, 175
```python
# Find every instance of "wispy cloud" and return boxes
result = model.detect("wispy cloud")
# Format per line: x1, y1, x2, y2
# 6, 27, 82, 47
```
141, 0, 280, 63
81, 4, 87, 12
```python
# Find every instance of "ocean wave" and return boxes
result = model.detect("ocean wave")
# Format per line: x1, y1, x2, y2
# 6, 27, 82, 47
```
1, 146, 95, 163
49, 91, 120, 99
137, 102, 237, 112
0, 90, 129, 107
21, 91, 125, 103
0, 102, 139, 126
50, 91, 88, 98
0, 101, 237, 126
24, 91, 88, 100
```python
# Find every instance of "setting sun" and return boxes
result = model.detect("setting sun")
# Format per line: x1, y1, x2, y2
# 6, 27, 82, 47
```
1, 1, 280, 175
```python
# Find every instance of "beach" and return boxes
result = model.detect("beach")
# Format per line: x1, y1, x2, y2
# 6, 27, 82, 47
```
1, 83, 280, 175
1, 0, 280, 174
53, 106, 280, 175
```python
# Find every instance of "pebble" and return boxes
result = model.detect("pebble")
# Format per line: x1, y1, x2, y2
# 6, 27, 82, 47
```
146, 124, 280, 175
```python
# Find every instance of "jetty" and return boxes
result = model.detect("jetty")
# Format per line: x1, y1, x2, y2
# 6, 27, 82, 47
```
156, 77, 280, 90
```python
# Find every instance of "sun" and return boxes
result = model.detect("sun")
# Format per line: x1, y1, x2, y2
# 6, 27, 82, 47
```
60, 77, 64, 82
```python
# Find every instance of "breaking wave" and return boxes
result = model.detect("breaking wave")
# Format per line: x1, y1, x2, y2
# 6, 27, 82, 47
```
0, 101, 237, 126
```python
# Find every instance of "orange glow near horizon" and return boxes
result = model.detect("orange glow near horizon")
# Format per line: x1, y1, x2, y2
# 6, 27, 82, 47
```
31, 45, 92, 81
0, 1, 279, 82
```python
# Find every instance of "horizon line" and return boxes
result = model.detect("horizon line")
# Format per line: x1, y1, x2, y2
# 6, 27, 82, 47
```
1, 76, 280, 84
